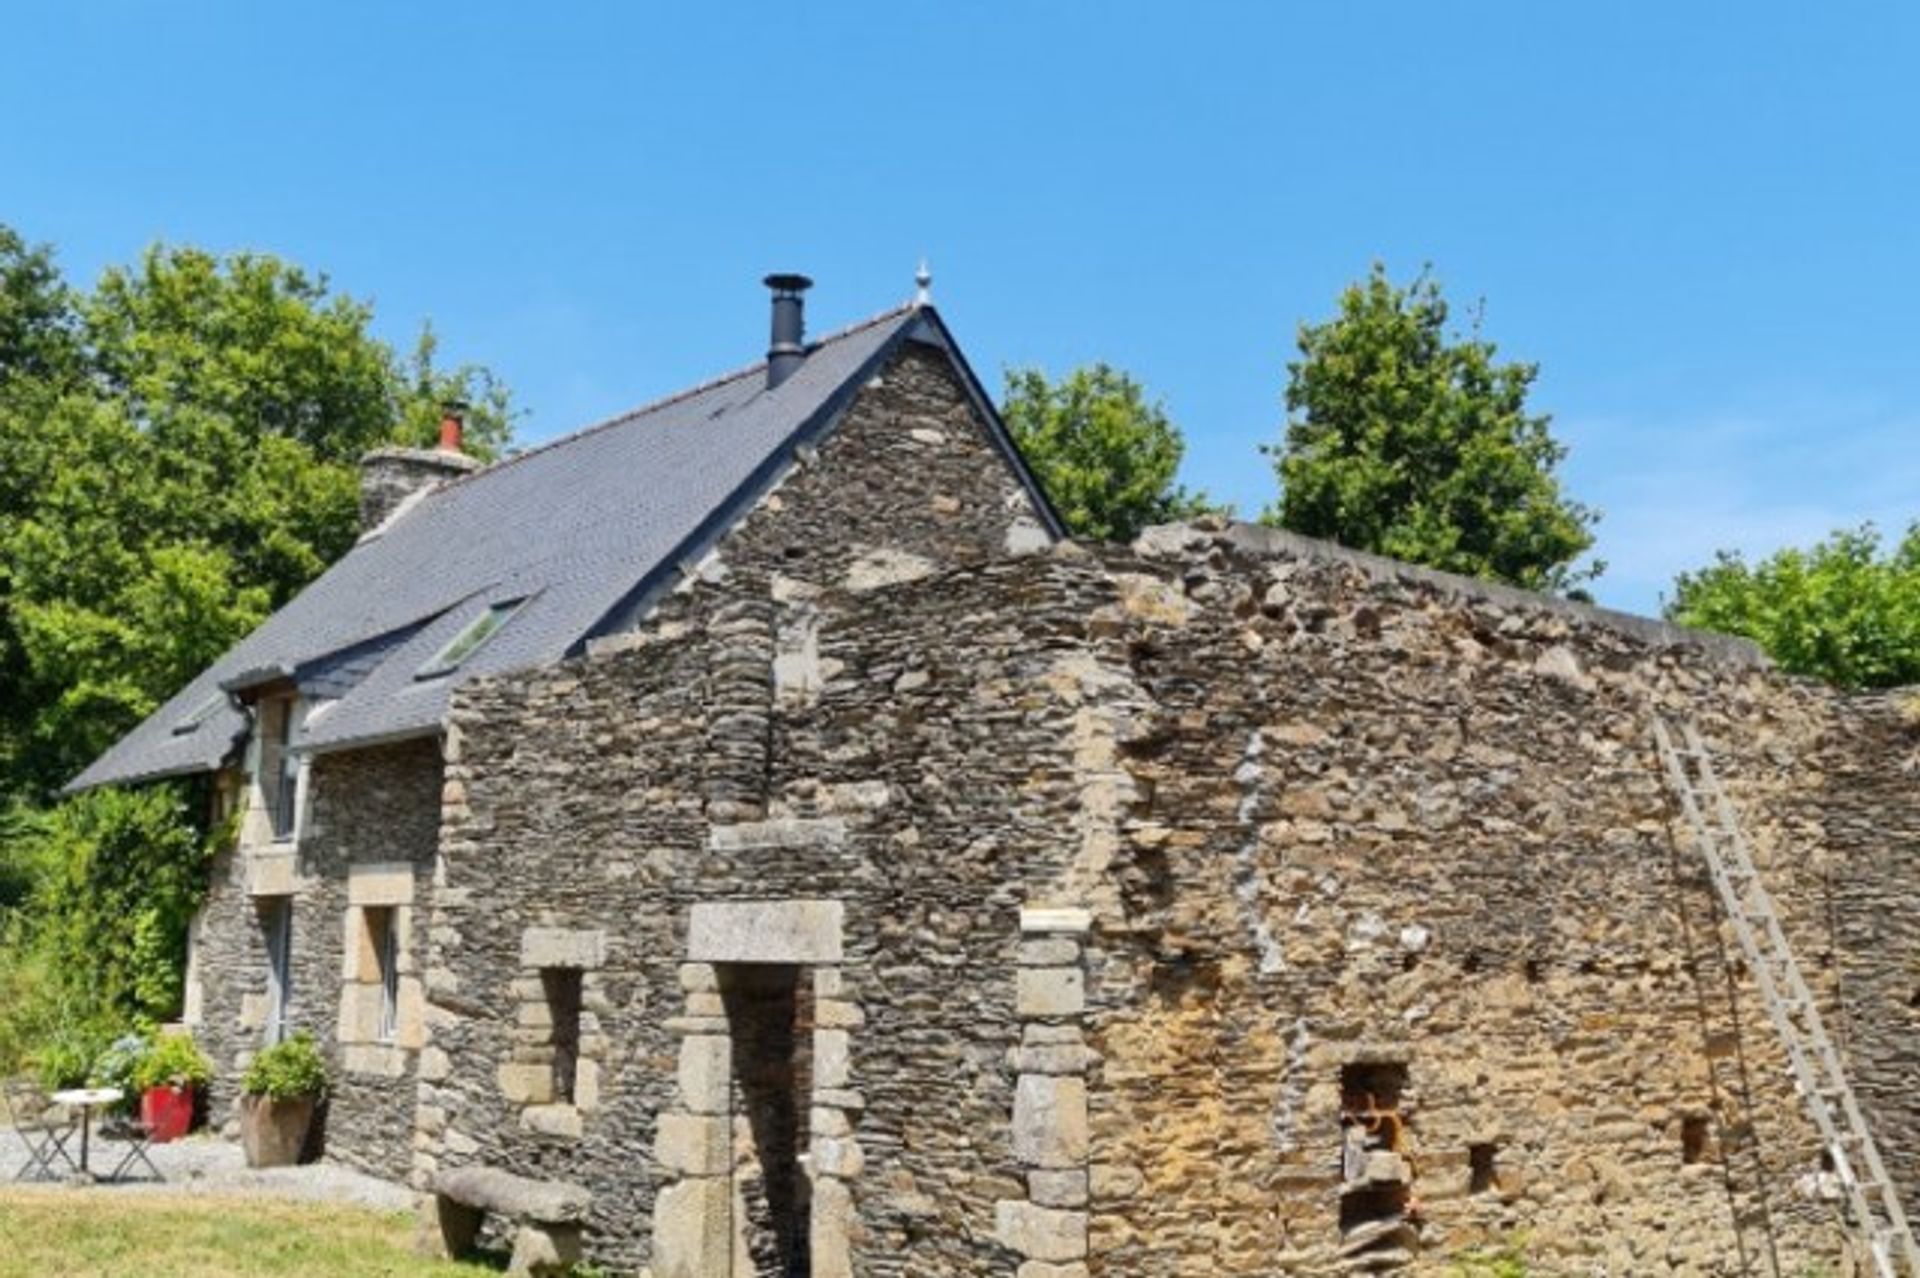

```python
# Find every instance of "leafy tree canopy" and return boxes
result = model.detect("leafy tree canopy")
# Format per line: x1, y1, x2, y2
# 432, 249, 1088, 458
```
1668, 524, 1920, 690
0, 228, 515, 799
1264, 264, 1599, 594
1001, 363, 1220, 543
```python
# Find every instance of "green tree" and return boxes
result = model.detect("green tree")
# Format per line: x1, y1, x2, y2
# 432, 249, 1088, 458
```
1668, 524, 1920, 689
0, 234, 515, 799
1001, 363, 1219, 542
1265, 264, 1599, 593
0, 228, 517, 1063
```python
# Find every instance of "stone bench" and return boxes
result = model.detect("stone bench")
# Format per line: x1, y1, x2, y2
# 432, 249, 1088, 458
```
425, 1166, 592, 1276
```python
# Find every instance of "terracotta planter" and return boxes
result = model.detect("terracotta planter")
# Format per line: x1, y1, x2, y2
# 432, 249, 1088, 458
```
239, 1093, 317, 1167
140, 1084, 195, 1143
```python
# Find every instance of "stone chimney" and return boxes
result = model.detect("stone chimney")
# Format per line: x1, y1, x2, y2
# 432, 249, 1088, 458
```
358, 402, 483, 533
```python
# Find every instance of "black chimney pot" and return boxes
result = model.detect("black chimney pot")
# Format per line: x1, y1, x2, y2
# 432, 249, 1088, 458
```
764, 273, 812, 389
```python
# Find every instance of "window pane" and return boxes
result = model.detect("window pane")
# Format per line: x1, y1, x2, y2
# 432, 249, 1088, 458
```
370, 908, 399, 1043
417, 599, 526, 679
264, 899, 293, 1045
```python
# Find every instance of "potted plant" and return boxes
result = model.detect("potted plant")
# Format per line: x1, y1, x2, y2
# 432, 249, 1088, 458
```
238, 1031, 326, 1168
129, 1032, 210, 1142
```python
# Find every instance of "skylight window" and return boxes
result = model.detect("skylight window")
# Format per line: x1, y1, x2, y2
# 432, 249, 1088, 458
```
171, 692, 227, 736
416, 599, 525, 680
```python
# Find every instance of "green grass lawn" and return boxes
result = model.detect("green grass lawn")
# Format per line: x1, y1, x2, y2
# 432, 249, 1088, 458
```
0, 1189, 501, 1277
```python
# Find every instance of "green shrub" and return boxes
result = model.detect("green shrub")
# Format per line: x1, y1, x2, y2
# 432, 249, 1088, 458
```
0, 783, 228, 1079
130, 1031, 210, 1091
33, 1023, 108, 1091
241, 1032, 326, 1100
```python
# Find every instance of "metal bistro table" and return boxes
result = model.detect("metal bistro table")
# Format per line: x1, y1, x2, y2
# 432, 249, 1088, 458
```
48, 1086, 124, 1178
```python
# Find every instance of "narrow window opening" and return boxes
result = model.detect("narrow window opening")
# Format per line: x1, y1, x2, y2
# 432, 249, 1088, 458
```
1339, 1061, 1417, 1254
262, 897, 293, 1044
1523, 958, 1543, 983
543, 967, 583, 1105
367, 907, 399, 1043
1908, 987, 1920, 1011
1682, 1115, 1711, 1165
1469, 1143, 1498, 1194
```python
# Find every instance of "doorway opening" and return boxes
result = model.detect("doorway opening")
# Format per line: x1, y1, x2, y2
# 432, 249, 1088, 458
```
719, 963, 815, 1277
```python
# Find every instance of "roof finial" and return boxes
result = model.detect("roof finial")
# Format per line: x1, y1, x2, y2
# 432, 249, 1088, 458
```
913, 258, 933, 308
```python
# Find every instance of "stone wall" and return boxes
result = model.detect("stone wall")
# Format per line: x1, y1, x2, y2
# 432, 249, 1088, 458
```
411, 340, 1061, 1272
420, 518, 1920, 1275
189, 737, 442, 1182
1817, 692, 1920, 1219
298, 738, 442, 1180
1072, 526, 1859, 1276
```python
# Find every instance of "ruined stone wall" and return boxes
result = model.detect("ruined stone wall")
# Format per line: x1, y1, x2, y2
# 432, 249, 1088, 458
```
1817, 692, 1920, 1221
1072, 526, 1867, 1276
421, 521, 1920, 1276
187, 738, 441, 1183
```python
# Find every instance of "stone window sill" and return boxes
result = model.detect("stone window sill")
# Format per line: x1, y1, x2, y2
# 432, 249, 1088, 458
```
341, 1042, 407, 1078
520, 1104, 584, 1141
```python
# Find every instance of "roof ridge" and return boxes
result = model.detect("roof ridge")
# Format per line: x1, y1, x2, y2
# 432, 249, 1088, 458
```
428, 300, 919, 496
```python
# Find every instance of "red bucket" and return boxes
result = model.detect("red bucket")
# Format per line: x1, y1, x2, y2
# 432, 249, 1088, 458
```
141, 1085, 195, 1143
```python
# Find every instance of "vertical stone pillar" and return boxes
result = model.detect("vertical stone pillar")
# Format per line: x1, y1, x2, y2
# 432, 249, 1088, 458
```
997, 907, 1095, 1278
652, 961, 735, 1278
704, 599, 774, 823
808, 963, 863, 1278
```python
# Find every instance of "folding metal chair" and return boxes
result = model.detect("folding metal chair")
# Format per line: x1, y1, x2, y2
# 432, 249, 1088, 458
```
98, 1111, 164, 1183
3, 1080, 77, 1182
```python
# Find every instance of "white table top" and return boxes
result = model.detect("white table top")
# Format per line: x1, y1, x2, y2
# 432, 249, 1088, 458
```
50, 1086, 123, 1107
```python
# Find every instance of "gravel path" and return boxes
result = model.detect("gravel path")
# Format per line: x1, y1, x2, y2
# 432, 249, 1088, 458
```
0, 1125, 416, 1211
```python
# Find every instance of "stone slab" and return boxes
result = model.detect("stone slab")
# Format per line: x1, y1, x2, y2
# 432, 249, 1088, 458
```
519, 927, 606, 970
433, 1166, 591, 1223
347, 860, 416, 906
686, 899, 844, 964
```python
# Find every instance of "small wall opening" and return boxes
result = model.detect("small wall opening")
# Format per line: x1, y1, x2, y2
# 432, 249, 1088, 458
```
1469, 1142, 1498, 1194
541, 968, 583, 1105
1681, 1114, 1711, 1165
1341, 1062, 1408, 1136
1338, 1060, 1417, 1256
721, 963, 812, 1277
1339, 1182, 1410, 1232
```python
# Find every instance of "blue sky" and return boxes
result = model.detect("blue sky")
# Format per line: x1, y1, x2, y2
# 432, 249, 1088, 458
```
6, 3, 1917, 615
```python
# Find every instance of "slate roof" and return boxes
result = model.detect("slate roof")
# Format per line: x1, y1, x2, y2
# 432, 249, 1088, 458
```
70, 301, 1059, 792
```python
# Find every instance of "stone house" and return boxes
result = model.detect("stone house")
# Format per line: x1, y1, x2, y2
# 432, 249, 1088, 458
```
75, 278, 1920, 1276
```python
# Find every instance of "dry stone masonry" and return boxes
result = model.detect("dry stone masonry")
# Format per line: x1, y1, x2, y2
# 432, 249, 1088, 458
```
172, 325, 1920, 1273
407, 519, 1920, 1274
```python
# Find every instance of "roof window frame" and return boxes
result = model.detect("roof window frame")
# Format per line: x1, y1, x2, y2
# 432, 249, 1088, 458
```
415, 597, 527, 681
